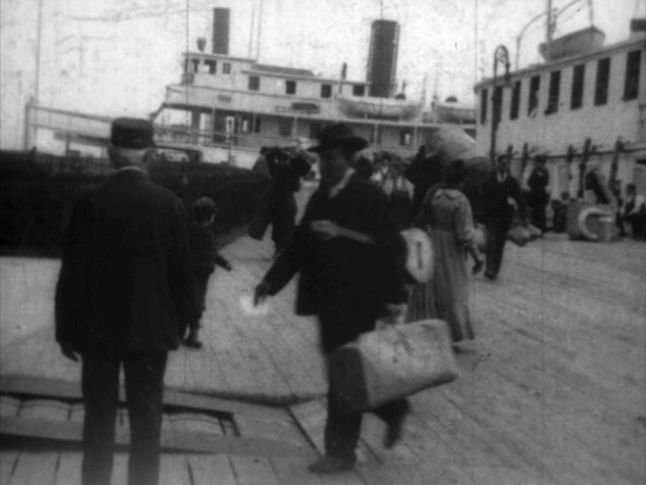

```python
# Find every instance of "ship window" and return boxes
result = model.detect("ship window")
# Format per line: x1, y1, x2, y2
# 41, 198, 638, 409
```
510, 81, 521, 120
493, 86, 503, 125
353, 85, 366, 96
528, 75, 540, 116
321, 84, 332, 98
570, 64, 585, 110
400, 129, 412, 146
191, 58, 200, 73
223, 62, 231, 74
204, 60, 217, 74
480, 89, 488, 124
248, 75, 260, 91
278, 118, 292, 137
624, 50, 641, 100
285, 80, 296, 95
594, 57, 610, 106
545, 70, 561, 115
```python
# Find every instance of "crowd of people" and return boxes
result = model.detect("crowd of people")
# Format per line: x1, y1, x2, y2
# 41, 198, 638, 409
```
55, 118, 644, 483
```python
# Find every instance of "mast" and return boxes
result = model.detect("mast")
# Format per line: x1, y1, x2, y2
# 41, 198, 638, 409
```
546, 0, 553, 48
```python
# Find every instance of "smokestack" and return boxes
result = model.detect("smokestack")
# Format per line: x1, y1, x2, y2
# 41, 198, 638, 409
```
367, 20, 399, 98
212, 8, 230, 54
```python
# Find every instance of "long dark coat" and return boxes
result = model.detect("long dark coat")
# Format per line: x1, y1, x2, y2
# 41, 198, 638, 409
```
55, 169, 197, 353
262, 174, 406, 352
482, 173, 527, 224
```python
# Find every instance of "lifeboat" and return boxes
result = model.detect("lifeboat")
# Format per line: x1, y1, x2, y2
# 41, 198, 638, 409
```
539, 26, 605, 61
336, 95, 422, 120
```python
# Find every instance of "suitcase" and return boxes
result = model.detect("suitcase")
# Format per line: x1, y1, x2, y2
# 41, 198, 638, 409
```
329, 319, 458, 413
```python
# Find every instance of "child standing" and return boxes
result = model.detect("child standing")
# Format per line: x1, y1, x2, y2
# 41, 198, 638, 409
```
184, 197, 232, 349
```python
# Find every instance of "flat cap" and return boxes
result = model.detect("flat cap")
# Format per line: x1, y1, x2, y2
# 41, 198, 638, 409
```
111, 117, 155, 149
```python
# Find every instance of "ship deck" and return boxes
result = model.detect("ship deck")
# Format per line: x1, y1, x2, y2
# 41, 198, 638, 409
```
1, 184, 645, 485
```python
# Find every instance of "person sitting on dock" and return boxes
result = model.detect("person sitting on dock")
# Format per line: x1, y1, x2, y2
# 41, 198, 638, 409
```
55, 117, 197, 485
254, 123, 409, 474
620, 184, 646, 239
184, 196, 233, 349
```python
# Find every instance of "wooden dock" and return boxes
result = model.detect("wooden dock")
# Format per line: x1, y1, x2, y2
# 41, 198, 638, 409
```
1, 185, 645, 484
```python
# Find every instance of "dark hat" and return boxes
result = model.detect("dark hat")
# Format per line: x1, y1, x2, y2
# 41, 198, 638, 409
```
535, 154, 548, 162
110, 117, 155, 149
308, 123, 368, 153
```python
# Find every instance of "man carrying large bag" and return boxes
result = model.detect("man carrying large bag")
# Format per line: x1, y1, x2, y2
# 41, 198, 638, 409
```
254, 123, 411, 474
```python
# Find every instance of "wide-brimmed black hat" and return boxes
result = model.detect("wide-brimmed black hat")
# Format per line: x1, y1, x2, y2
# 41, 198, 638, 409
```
308, 123, 368, 153
111, 117, 155, 149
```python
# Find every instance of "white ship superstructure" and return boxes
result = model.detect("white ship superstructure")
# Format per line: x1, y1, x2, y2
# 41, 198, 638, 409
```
474, 18, 646, 199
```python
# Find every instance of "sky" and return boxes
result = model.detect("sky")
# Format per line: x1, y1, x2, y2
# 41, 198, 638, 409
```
0, 0, 642, 149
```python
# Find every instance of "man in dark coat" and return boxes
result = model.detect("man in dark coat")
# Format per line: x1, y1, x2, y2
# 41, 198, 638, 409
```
55, 118, 197, 485
254, 123, 409, 474
527, 154, 550, 232
482, 154, 527, 280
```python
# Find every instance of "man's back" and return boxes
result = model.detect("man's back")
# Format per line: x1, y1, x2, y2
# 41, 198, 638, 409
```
56, 169, 196, 353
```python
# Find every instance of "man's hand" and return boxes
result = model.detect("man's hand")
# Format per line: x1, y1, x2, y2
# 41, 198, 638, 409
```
60, 342, 79, 362
254, 281, 272, 306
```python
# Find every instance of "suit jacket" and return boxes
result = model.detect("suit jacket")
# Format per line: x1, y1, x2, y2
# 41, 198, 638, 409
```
55, 169, 197, 353
262, 174, 406, 349
482, 173, 527, 224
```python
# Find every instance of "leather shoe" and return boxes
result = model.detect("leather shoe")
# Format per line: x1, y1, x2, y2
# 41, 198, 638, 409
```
307, 456, 355, 474
484, 271, 497, 281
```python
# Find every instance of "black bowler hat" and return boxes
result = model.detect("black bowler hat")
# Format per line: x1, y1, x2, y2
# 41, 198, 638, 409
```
110, 117, 155, 149
308, 123, 368, 153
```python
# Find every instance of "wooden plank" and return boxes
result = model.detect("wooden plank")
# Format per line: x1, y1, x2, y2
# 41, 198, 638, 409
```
270, 456, 369, 485
17, 399, 70, 421
228, 456, 281, 485
9, 451, 58, 485
167, 412, 223, 435
0, 396, 21, 418
0, 451, 18, 485
188, 455, 238, 485
235, 412, 312, 449
159, 454, 189, 485
0, 417, 316, 458
0, 375, 296, 419
288, 400, 327, 456
111, 453, 129, 485
53, 452, 82, 485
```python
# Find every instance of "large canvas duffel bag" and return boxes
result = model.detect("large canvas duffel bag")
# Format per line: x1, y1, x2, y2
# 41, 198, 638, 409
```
329, 319, 458, 413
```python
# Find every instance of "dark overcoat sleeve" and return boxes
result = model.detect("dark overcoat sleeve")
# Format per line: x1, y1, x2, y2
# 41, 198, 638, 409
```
55, 196, 93, 348
261, 200, 310, 295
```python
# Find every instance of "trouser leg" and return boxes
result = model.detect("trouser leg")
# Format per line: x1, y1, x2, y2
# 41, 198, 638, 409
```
124, 350, 167, 485
190, 271, 211, 332
485, 220, 509, 276
324, 381, 361, 461
81, 353, 120, 485
373, 397, 410, 423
